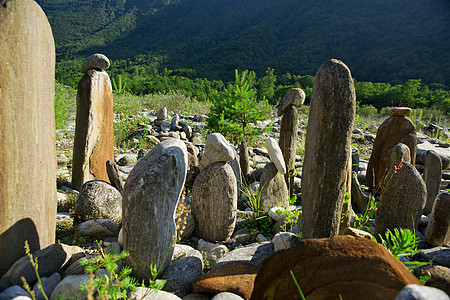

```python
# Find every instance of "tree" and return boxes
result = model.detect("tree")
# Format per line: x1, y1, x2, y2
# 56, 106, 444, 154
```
207, 70, 272, 144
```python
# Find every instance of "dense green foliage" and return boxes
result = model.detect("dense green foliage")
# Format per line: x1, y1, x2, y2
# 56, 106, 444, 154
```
37, 0, 450, 86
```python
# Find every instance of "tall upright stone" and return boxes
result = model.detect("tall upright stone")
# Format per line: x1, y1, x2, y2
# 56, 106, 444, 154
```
72, 54, 114, 191
122, 139, 188, 280
238, 141, 250, 182
0, 0, 56, 277
259, 163, 289, 212
301, 59, 356, 239
278, 88, 305, 196
366, 107, 416, 193
375, 143, 426, 237
423, 150, 442, 215
425, 191, 450, 247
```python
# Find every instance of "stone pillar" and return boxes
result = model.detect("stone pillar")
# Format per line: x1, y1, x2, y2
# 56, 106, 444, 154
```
72, 54, 114, 191
0, 0, 56, 277
301, 59, 356, 239
423, 150, 442, 215
122, 139, 187, 280
366, 107, 417, 193
278, 88, 305, 196
425, 191, 450, 246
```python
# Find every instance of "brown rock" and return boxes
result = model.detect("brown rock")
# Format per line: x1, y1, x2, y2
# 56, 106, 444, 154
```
366, 115, 416, 193
251, 236, 421, 300
342, 227, 374, 239
414, 265, 450, 295
301, 59, 356, 239
0, 0, 56, 277
72, 69, 114, 191
391, 107, 412, 116
193, 262, 260, 300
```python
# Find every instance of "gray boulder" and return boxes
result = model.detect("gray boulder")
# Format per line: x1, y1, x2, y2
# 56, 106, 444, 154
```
80, 53, 110, 74
395, 284, 449, 300
32, 273, 61, 300
128, 288, 181, 300
426, 191, 450, 246
259, 163, 289, 212
0, 286, 31, 300
199, 133, 235, 171
213, 242, 274, 269
49, 275, 90, 300
74, 180, 122, 223
75, 219, 119, 239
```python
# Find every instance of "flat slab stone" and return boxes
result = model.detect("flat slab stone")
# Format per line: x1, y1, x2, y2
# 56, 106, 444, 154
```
391, 107, 412, 116
417, 140, 450, 170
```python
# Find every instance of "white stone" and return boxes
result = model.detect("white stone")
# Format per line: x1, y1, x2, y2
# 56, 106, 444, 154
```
266, 138, 286, 174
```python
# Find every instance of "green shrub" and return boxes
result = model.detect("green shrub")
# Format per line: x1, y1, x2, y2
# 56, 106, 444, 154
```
357, 104, 378, 116
207, 70, 272, 144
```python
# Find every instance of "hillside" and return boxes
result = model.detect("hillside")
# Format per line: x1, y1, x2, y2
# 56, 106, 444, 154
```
36, 0, 450, 85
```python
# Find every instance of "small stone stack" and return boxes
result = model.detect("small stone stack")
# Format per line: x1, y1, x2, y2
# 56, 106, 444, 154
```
122, 139, 188, 280
375, 143, 426, 237
301, 59, 356, 239
366, 107, 417, 193
191, 133, 237, 242
0, 0, 57, 277
72, 53, 114, 191
278, 88, 305, 196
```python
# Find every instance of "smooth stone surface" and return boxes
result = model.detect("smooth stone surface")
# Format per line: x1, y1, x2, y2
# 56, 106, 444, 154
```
0, 0, 57, 277
106, 160, 124, 194
49, 275, 90, 300
80, 53, 110, 74
425, 191, 450, 246
199, 133, 235, 171
122, 139, 188, 280
272, 232, 300, 252
412, 247, 450, 268
423, 150, 442, 215
72, 69, 114, 190
265, 138, 286, 174
395, 284, 449, 300
301, 59, 356, 239
74, 180, 122, 223
192, 162, 237, 243
75, 219, 119, 239
417, 140, 450, 170
128, 287, 182, 300
0, 286, 31, 300
211, 292, 245, 300
214, 242, 274, 269
197, 239, 228, 267
414, 265, 450, 295
32, 273, 61, 300
259, 163, 289, 212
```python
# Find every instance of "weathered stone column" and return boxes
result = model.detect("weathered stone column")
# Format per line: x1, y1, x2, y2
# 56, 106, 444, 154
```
423, 150, 442, 215
122, 139, 187, 280
72, 54, 114, 191
278, 88, 305, 196
301, 59, 356, 239
0, 0, 56, 277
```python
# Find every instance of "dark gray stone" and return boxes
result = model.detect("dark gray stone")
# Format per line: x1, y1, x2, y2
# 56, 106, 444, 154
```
423, 150, 442, 215
426, 191, 450, 246
213, 242, 274, 269
259, 163, 289, 212
106, 160, 124, 194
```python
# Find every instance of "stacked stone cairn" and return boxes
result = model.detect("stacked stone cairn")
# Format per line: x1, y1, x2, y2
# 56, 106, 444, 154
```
0, 0, 57, 277
72, 53, 115, 191
277, 88, 305, 197
191, 133, 238, 243
301, 59, 356, 239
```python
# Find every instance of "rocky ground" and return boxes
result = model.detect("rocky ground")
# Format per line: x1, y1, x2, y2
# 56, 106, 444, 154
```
1, 109, 449, 300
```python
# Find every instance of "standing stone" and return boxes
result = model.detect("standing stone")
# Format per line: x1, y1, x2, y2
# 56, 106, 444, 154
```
425, 191, 450, 246
238, 141, 251, 182
423, 150, 442, 215
277, 88, 306, 117
72, 56, 114, 191
260, 163, 289, 212
122, 139, 188, 280
301, 59, 356, 239
191, 162, 237, 243
157, 107, 168, 120
228, 149, 242, 201
106, 160, 124, 194
279, 105, 299, 196
0, 0, 56, 277
366, 108, 416, 193
375, 144, 427, 237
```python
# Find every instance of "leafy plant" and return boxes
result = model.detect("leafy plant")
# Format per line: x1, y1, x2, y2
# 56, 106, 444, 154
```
112, 75, 127, 94
351, 194, 379, 231
207, 70, 272, 144
276, 206, 300, 233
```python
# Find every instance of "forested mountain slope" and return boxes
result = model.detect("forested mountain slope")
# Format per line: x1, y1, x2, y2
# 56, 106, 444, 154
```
37, 0, 450, 85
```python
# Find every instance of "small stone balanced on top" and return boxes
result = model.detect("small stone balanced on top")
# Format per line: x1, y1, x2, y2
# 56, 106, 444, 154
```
72, 54, 115, 191
366, 107, 417, 194
259, 138, 289, 212
191, 133, 237, 243
278, 88, 305, 196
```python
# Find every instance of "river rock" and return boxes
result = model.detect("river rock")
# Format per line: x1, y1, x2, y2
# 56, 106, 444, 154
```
80, 53, 110, 74
74, 180, 122, 223
277, 88, 305, 116
395, 284, 449, 300
214, 242, 274, 269
192, 162, 237, 242
416, 140, 450, 170
49, 275, 90, 300
259, 163, 289, 212
301, 59, 356, 239
122, 139, 188, 280
266, 138, 286, 174
199, 133, 235, 171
